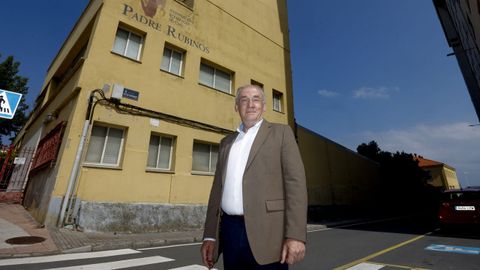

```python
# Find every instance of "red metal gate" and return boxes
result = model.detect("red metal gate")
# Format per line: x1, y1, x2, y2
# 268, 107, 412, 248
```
0, 145, 36, 202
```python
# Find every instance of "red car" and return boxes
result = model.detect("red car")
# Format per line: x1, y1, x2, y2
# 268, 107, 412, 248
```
438, 188, 480, 229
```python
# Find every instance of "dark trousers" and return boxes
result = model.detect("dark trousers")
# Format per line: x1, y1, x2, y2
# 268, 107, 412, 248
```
220, 213, 288, 270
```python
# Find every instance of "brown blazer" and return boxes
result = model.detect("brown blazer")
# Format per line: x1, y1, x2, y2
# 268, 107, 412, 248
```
203, 120, 307, 265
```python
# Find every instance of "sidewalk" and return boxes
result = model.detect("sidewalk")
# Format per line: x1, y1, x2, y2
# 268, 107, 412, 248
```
0, 203, 356, 259
0, 203, 205, 259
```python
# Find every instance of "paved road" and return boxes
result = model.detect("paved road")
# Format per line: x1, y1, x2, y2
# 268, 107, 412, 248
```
0, 216, 478, 269
297, 216, 480, 270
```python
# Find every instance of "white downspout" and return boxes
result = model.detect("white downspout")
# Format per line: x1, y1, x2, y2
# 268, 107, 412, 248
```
57, 92, 95, 227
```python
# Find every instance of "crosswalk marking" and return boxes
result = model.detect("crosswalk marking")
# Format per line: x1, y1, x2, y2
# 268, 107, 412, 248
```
0, 247, 218, 270
44, 256, 174, 270
345, 262, 384, 270
0, 249, 140, 266
138, 242, 201, 251
168, 265, 218, 270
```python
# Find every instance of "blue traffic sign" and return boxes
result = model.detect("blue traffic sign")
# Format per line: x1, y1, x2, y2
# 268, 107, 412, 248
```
0, 89, 22, 119
426, 244, 480, 255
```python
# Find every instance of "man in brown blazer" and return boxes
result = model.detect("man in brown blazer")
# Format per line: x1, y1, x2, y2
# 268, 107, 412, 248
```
201, 84, 307, 269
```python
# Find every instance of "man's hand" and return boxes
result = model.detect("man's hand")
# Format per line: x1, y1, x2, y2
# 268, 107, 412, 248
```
280, 238, 306, 265
201, 240, 215, 269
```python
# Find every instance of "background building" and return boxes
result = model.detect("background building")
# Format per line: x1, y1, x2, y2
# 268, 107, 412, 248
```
15, 0, 380, 232
434, 0, 480, 121
415, 155, 460, 189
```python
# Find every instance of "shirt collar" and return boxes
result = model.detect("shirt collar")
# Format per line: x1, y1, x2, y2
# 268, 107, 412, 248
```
237, 119, 263, 134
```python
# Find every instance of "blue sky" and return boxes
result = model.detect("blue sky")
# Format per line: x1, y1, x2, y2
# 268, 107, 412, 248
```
1, 1, 479, 186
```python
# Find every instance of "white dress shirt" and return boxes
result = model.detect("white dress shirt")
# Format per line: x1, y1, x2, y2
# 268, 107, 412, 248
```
221, 119, 263, 215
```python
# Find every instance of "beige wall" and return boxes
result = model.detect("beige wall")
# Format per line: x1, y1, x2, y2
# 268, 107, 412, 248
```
443, 167, 460, 189
424, 165, 460, 190
297, 126, 380, 207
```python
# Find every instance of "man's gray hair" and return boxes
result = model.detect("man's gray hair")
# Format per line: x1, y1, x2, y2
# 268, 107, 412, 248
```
235, 84, 266, 104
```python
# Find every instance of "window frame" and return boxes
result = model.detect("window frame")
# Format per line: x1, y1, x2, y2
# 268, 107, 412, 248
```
192, 141, 218, 175
199, 62, 233, 94
272, 90, 284, 112
112, 27, 144, 61
160, 45, 185, 76
84, 124, 126, 168
146, 134, 175, 172
175, 0, 194, 9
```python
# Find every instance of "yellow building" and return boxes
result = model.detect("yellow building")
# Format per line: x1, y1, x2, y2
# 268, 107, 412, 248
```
16, 0, 380, 232
415, 155, 460, 190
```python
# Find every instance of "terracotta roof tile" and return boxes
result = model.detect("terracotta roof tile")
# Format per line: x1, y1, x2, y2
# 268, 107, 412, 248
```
414, 155, 443, 167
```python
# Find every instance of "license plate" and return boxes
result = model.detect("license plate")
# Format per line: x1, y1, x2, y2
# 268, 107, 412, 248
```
455, 206, 475, 211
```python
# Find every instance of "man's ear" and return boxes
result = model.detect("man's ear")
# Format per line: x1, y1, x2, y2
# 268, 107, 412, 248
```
235, 104, 239, 112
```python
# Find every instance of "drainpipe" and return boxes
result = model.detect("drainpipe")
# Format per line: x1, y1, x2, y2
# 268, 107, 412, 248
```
57, 91, 95, 227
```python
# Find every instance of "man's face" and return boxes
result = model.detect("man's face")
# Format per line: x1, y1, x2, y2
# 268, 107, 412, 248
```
235, 86, 266, 127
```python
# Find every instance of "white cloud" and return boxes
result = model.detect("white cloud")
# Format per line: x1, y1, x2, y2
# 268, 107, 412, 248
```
356, 122, 480, 187
318, 89, 340, 97
353, 86, 398, 99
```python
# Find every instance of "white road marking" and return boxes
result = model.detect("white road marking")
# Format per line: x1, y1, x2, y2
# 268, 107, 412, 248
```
0, 248, 140, 266
138, 242, 202, 250
44, 256, 174, 270
345, 262, 384, 270
168, 265, 218, 270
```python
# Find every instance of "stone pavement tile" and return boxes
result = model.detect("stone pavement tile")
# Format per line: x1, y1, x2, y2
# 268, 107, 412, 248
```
0, 248, 15, 255
49, 228, 90, 252
0, 203, 59, 257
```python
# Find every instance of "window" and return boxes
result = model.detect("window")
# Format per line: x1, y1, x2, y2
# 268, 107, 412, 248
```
192, 142, 218, 173
273, 90, 283, 112
176, 0, 194, 9
85, 125, 125, 166
112, 27, 143, 60
250, 80, 264, 89
147, 134, 174, 170
199, 62, 232, 93
161, 46, 184, 75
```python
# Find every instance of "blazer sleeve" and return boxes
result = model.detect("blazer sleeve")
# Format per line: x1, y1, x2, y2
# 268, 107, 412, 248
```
281, 125, 308, 242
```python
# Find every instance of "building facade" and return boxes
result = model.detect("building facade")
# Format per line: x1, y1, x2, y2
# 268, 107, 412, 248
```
16, 0, 380, 232
415, 155, 460, 190
434, 0, 480, 121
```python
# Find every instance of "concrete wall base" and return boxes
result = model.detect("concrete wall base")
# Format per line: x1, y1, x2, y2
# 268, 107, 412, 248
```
77, 201, 207, 233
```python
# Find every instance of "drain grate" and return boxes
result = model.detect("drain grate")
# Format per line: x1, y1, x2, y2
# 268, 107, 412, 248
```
5, 236, 46, 245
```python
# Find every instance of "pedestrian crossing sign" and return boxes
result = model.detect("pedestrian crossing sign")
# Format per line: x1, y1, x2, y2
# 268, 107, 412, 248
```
0, 89, 22, 120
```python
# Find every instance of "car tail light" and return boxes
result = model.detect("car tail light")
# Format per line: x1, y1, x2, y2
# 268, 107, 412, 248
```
438, 202, 450, 220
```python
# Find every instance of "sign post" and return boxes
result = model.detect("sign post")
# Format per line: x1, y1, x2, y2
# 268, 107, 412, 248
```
0, 89, 22, 119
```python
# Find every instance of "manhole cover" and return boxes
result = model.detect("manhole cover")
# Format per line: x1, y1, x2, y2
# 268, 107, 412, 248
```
5, 236, 46, 245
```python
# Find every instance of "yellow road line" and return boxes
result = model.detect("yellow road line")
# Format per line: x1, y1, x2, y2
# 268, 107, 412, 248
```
333, 234, 427, 270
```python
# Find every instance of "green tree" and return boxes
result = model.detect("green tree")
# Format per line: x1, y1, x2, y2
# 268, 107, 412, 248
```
357, 141, 381, 161
0, 54, 29, 143
357, 141, 431, 212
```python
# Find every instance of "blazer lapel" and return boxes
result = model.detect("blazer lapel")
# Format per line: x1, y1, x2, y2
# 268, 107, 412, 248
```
244, 120, 272, 172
